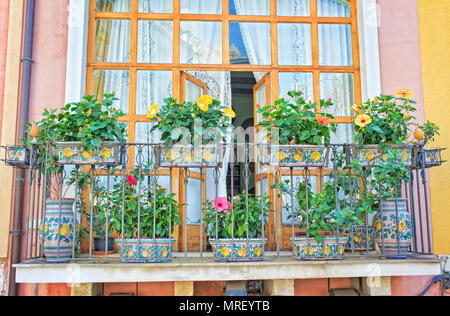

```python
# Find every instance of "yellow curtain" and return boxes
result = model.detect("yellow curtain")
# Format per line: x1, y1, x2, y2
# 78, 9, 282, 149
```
93, 0, 113, 100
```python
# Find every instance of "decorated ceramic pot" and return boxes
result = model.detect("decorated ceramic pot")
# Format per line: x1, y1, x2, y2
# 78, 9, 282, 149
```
116, 238, 176, 263
41, 199, 75, 263
53, 142, 119, 165
423, 148, 442, 167
209, 238, 267, 262
261, 144, 330, 167
373, 199, 412, 258
156, 144, 224, 168
5, 146, 30, 168
351, 144, 413, 167
291, 237, 348, 260
340, 226, 375, 251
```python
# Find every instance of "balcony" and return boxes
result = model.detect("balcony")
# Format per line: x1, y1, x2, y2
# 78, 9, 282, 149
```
7, 142, 443, 284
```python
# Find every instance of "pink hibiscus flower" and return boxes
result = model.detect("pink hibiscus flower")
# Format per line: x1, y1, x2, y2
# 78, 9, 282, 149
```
212, 197, 231, 213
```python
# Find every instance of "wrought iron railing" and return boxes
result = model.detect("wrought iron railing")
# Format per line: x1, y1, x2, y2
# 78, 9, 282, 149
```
2, 142, 443, 263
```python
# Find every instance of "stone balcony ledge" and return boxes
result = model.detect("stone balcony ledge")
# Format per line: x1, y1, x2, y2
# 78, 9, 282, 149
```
14, 253, 441, 284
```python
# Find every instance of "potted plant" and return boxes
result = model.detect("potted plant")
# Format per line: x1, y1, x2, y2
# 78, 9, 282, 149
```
412, 121, 444, 168
339, 160, 379, 252
350, 90, 417, 167
257, 90, 337, 167
288, 177, 354, 260
150, 95, 234, 168
23, 93, 127, 166
369, 150, 412, 258
37, 166, 77, 263
203, 192, 271, 262
106, 168, 181, 263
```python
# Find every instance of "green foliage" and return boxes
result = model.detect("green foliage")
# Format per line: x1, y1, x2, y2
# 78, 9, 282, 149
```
23, 94, 127, 150
203, 192, 271, 239
353, 94, 416, 146
257, 90, 337, 145
97, 168, 181, 239
151, 97, 233, 148
368, 149, 411, 201
418, 121, 440, 145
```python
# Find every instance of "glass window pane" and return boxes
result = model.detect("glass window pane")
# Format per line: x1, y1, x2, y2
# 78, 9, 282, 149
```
281, 175, 317, 224
135, 123, 161, 166
181, 0, 221, 14
317, 0, 350, 17
279, 72, 314, 102
278, 23, 312, 66
331, 123, 354, 144
139, 0, 173, 13
277, 0, 310, 16
96, 0, 131, 12
320, 73, 354, 117
138, 20, 173, 64
230, 0, 270, 16
94, 19, 130, 63
186, 81, 204, 103
318, 24, 352, 66
180, 21, 222, 64
255, 82, 266, 125
230, 22, 271, 65
136, 70, 173, 115
93, 69, 130, 114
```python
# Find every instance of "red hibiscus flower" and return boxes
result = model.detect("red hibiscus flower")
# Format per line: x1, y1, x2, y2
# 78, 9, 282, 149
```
127, 175, 137, 185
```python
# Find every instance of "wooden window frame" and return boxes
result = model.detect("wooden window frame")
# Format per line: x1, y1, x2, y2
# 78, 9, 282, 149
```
86, 0, 361, 143
86, 0, 362, 251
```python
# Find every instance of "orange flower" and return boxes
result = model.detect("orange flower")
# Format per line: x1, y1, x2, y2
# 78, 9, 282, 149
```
316, 114, 330, 126
396, 89, 413, 99
355, 114, 372, 128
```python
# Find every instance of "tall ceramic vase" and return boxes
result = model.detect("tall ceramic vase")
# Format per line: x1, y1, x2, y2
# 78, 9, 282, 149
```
41, 199, 75, 263
373, 198, 412, 259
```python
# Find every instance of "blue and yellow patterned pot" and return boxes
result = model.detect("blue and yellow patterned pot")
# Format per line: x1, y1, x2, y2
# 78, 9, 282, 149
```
53, 142, 119, 165
352, 144, 413, 167
261, 144, 329, 168
5, 146, 30, 168
340, 226, 375, 251
116, 238, 175, 263
209, 238, 267, 262
291, 237, 348, 260
373, 199, 412, 258
156, 144, 224, 168
423, 149, 442, 167
41, 199, 75, 263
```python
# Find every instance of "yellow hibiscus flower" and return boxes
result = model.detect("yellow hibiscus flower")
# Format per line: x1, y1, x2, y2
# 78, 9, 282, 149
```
197, 95, 213, 112
220, 247, 230, 257
355, 114, 372, 128
396, 88, 413, 99
224, 108, 236, 119
147, 104, 159, 119
254, 247, 262, 257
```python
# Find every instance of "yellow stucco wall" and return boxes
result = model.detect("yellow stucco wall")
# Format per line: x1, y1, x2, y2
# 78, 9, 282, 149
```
0, 0, 23, 258
417, 0, 450, 254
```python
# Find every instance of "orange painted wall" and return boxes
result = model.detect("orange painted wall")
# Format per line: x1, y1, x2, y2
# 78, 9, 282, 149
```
294, 278, 351, 296
194, 281, 225, 296
391, 276, 446, 296
19, 283, 71, 296
104, 282, 175, 296
0, 0, 10, 143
